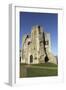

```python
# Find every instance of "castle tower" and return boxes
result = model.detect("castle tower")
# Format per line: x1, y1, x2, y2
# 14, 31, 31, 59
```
44, 32, 51, 53
21, 25, 57, 64
31, 25, 46, 63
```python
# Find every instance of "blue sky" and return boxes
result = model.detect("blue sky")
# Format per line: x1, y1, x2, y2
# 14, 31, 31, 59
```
20, 12, 58, 56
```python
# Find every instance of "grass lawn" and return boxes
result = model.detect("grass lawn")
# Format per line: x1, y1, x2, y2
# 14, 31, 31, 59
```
27, 68, 58, 77
31, 63, 57, 67
20, 63, 58, 78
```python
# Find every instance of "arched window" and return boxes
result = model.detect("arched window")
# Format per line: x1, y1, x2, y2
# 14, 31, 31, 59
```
38, 25, 41, 34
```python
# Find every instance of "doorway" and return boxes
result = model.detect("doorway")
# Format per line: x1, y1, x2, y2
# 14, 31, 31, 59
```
45, 55, 49, 63
30, 55, 33, 63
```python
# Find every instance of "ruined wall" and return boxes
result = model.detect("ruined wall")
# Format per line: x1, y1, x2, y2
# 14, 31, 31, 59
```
21, 25, 57, 64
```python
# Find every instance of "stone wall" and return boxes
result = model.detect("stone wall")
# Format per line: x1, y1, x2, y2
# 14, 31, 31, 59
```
21, 25, 57, 64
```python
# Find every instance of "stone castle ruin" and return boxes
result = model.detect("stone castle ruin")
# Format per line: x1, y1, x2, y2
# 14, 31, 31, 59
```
20, 25, 57, 64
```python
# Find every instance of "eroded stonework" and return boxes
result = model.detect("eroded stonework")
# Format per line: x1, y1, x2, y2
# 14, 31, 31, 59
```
21, 25, 57, 64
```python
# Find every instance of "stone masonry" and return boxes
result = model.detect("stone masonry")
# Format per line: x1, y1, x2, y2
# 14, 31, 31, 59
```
21, 25, 57, 64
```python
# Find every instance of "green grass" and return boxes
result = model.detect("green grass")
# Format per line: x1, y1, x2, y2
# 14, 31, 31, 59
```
31, 63, 58, 67
20, 63, 58, 78
27, 68, 58, 77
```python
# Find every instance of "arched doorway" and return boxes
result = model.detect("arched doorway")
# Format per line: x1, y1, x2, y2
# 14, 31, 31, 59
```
20, 56, 21, 63
45, 55, 49, 63
30, 55, 33, 63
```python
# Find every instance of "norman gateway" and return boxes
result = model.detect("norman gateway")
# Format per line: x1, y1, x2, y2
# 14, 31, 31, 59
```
20, 25, 57, 64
